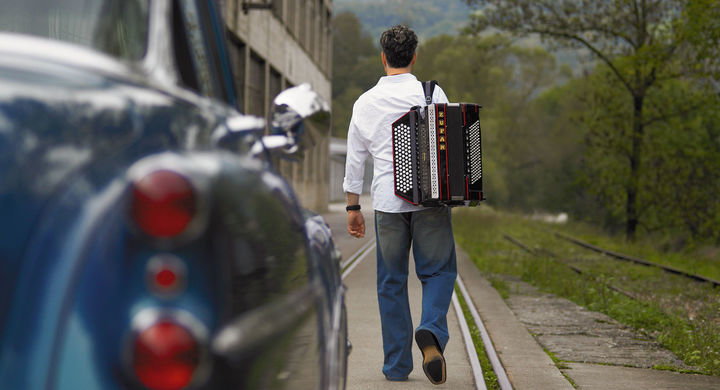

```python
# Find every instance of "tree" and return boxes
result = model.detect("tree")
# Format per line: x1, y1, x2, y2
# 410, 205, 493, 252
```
414, 35, 573, 212
464, 0, 718, 240
576, 67, 720, 243
331, 12, 381, 138
681, 0, 720, 80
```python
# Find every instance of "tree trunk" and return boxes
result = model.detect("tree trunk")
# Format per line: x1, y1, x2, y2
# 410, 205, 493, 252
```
626, 94, 645, 241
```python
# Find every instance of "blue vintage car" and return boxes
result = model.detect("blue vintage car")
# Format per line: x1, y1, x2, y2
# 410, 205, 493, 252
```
0, 1, 347, 389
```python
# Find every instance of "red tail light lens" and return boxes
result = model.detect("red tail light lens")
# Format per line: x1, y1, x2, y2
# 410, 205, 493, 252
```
131, 170, 196, 238
146, 255, 186, 296
133, 321, 199, 390
155, 268, 178, 288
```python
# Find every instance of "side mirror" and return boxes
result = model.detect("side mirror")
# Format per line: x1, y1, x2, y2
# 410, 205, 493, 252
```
250, 84, 330, 156
212, 115, 266, 153
272, 83, 330, 135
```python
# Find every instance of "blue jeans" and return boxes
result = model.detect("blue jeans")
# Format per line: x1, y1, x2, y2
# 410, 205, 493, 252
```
374, 207, 457, 379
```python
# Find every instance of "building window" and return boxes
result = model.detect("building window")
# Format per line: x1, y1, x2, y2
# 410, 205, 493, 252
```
298, 0, 307, 48
272, 0, 284, 21
269, 67, 282, 104
324, 8, 331, 74
247, 51, 266, 117
308, 0, 315, 57
227, 34, 246, 111
316, 0, 323, 63
286, 0, 296, 36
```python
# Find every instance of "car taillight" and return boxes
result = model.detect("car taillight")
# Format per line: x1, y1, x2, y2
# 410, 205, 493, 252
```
131, 170, 196, 238
155, 269, 178, 288
133, 320, 199, 390
147, 255, 186, 296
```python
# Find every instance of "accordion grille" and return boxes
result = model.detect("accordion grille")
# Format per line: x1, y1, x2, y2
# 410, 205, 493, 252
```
468, 120, 482, 184
394, 122, 414, 193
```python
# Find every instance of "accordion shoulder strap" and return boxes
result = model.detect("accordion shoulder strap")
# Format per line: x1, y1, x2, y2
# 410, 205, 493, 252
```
422, 80, 438, 105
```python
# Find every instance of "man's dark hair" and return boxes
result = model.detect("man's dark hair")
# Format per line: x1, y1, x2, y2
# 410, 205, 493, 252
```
380, 25, 418, 68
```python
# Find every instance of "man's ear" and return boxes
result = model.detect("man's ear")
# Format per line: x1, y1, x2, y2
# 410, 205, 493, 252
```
381, 51, 387, 68
410, 53, 417, 66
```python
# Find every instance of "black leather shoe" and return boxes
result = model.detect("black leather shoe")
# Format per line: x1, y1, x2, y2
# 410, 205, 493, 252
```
415, 329, 446, 385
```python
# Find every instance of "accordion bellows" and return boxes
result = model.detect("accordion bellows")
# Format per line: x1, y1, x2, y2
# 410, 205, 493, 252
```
392, 103, 484, 207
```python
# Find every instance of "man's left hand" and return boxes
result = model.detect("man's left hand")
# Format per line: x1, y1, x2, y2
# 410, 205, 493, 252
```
347, 211, 365, 238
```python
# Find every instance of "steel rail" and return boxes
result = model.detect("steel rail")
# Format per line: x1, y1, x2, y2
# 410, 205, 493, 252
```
456, 275, 514, 390
340, 239, 376, 269
554, 233, 720, 288
451, 291, 488, 390
503, 234, 535, 255
341, 240, 375, 280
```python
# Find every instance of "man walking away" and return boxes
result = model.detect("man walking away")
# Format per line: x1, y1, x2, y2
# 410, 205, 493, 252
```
343, 25, 457, 385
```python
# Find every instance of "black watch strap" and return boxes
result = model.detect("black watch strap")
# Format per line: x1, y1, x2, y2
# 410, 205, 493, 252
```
346, 204, 361, 211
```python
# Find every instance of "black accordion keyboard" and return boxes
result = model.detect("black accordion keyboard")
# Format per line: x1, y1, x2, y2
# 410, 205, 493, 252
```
392, 103, 484, 207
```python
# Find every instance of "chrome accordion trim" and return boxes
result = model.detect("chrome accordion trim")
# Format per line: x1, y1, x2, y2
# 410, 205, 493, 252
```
428, 104, 439, 199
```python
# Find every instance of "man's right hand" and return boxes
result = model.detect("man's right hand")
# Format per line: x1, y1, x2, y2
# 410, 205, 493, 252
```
347, 211, 365, 238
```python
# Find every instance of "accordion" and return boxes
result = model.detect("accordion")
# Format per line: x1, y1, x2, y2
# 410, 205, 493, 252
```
391, 103, 484, 207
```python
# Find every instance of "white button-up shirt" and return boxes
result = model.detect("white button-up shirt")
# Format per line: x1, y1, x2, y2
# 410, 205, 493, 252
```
343, 73, 449, 213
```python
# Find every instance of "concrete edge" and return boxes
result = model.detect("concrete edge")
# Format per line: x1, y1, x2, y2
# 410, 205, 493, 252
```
455, 245, 575, 390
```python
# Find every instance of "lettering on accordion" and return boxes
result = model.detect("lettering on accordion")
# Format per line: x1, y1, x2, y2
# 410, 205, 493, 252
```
391, 103, 485, 207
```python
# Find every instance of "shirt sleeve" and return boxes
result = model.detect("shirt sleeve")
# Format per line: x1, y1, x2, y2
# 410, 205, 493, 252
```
343, 108, 370, 195
433, 85, 450, 104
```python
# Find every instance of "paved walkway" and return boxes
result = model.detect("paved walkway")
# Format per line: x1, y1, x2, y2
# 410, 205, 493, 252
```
322, 204, 720, 389
343, 246, 475, 389
323, 202, 573, 390
322, 204, 475, 389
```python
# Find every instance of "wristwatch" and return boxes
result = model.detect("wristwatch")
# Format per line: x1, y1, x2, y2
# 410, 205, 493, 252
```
346, 204, 361, 212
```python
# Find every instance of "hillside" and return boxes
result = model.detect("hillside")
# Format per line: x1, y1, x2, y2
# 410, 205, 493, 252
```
334, 0, 473, 41
333, 0, 584, 72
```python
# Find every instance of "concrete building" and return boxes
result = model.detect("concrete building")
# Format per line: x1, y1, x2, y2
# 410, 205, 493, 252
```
222, 0, 333, 212
329, 137, 373, 203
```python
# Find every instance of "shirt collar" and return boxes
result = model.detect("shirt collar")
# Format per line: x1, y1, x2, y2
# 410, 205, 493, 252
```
377, 73, 417, 85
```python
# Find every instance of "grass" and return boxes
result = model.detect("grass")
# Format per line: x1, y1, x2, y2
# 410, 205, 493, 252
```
455, 286, 501, 390
453, 206, 720, 376
485, 275, 510, 299
543, 347, 571, 369
543, 347, 578, 388
651, 364, 705, 375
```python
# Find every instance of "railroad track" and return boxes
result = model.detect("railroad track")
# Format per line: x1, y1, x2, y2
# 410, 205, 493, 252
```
503, 234, 639, 300
554, 233, 720, 288
503, 230, 720, 304
341, 239, 376, 279
453, 275, 513, 390
340, 239, 512, 390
